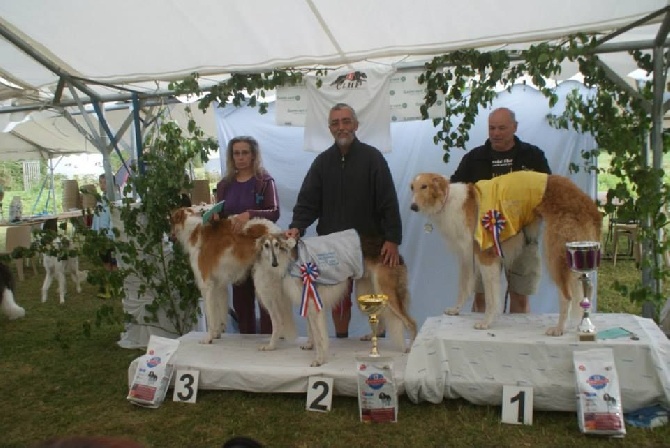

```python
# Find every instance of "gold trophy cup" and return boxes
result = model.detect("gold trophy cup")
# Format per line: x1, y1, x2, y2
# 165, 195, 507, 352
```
357, 294, 389, 357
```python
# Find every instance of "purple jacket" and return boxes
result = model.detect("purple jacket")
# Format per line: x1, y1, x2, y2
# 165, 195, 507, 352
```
216, 171, 280, 223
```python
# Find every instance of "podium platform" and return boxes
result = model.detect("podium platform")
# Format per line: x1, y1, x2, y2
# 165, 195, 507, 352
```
127, 313, 670, 413
404, 313, 670, 412
128, 333, 409, 397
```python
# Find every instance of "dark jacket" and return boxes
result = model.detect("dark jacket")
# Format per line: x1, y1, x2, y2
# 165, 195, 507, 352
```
216, 171, 280, 222
290, 138, 402, 245
450, 136, 551, 183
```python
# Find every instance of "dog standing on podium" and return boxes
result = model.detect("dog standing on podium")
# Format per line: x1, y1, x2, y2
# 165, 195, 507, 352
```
169, 207, 281, 345
0, 261, 25, 320
252, 230, 417, 367
410, 170, 601, 336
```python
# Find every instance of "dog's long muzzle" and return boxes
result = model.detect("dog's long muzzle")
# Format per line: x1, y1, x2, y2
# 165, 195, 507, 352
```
271, 246, 278, 268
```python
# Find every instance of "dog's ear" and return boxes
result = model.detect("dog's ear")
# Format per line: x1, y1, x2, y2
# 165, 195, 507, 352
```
432, 175, 448, 195
171, 208, 187, 225
286, 236, 297, 249
255, 236, 264, 250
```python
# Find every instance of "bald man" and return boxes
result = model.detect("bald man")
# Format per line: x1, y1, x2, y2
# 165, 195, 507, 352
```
450, 107, 551, 314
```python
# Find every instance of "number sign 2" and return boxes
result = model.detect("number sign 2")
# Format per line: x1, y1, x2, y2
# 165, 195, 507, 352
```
306, 376, 334, 412
173, 370, 200, 404
501, 385, 533, 425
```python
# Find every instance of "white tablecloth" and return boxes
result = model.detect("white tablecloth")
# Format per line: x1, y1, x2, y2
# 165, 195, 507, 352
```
404, 313, 670, 412
128, 333, 408, 397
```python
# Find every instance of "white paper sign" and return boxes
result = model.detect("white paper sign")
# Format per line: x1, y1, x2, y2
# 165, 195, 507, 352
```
306, 376, 334, 412
501, 385, 533, 425
173, 369, 200, 404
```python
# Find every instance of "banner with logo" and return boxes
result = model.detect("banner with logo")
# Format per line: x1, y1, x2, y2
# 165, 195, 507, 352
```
302, 67, 394, 153
389, 70, 445, 122
275, 69, 444, 129
275, 83, 308, 126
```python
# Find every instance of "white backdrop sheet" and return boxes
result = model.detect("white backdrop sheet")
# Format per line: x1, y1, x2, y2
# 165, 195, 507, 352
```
213, 82, 598, 338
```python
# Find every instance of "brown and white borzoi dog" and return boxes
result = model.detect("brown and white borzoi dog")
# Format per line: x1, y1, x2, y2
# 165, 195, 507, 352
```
410, 171, 602, 336
252, 233, 417, 367
170, 207, 281, 345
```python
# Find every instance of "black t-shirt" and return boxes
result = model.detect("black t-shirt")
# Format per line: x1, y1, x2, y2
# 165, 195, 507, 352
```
490, 147, 518, 178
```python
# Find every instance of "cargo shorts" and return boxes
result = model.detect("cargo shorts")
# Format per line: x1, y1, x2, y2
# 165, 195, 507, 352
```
474, 233, 541, 296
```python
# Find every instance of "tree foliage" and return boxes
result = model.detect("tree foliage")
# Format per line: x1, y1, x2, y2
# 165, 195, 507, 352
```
75, 107, 219, 337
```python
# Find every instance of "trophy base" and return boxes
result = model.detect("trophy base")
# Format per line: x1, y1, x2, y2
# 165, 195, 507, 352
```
578, 332, 597, 342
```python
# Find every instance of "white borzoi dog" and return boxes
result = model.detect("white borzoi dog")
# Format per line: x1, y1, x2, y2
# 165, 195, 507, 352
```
0, 261, 25, 319
170, 207, 281, 345
410, 171, 602, 336
252, 233, 417, 367
41, 239, 88, 304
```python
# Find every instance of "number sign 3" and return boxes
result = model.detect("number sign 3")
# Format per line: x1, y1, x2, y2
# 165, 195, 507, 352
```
173, 370, 200, 404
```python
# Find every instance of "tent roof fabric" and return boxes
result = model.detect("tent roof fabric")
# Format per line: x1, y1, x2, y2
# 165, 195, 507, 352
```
0, 0, 668, 160
0, 1, 667, 92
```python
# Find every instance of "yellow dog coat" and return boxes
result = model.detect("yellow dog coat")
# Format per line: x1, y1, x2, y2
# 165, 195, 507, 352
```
474, 171, 548, 256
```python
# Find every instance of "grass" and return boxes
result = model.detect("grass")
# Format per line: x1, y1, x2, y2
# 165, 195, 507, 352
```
0, 227, 669, 448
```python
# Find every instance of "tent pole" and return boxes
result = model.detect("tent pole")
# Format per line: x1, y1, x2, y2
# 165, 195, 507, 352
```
32, 162, 48, 215
132, 93, 145, 176
32, 156, 61, 215
50, 157, 57, 214
92, 101, 130, 180
646, 42, 667, 298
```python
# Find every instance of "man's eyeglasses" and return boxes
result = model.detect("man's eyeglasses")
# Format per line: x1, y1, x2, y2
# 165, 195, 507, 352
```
329, 118, 354, 127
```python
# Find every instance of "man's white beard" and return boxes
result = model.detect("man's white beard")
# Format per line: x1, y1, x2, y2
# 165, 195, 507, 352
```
336, 135, 353, 147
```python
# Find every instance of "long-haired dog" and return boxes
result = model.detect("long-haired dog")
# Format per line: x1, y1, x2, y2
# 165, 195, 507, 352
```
252, 233, 417, 367
0, 261, 25, 319
249, 242, 298, 352
170, 207, 280, 344
410, 171, 602, 336
41, 238, 88, 304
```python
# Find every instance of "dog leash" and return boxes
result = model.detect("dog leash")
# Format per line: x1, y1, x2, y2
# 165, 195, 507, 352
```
502, 277, 510, 313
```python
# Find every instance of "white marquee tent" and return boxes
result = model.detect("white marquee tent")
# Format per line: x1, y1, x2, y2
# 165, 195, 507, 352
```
0, 1, 667, 97
0, 1, 666, 161
0, 1, 668, 335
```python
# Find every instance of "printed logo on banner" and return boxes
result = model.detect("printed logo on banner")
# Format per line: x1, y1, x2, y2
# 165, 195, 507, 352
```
303, 67, 394, 153
330, 71, 368, 89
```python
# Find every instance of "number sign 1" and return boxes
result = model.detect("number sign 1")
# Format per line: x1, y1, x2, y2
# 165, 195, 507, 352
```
306, 376, 334, 412
173, 369, 200, 404
501, 385, 533, 425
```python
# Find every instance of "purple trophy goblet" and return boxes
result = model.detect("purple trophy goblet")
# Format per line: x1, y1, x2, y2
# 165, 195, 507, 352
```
566, 241, 600, 340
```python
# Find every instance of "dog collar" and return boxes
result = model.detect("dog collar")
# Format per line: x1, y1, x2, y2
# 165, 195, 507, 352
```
424, 190, 449, 234
437, 190, 449, 214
